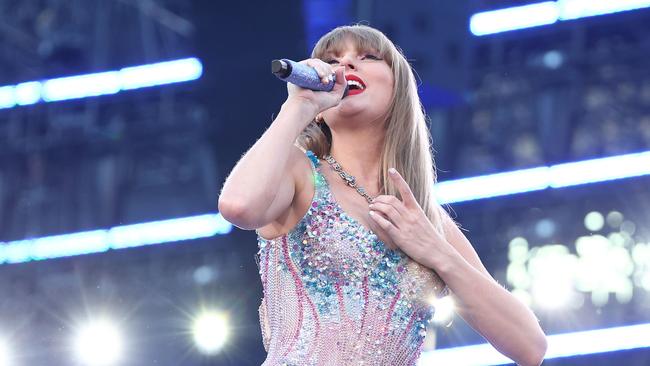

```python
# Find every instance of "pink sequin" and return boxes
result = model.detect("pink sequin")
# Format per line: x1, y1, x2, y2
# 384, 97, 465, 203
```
256, 151, 447, 365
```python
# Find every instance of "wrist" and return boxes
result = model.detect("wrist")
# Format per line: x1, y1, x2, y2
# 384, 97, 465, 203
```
282, 97, 319, 119
427, 241, 460, 275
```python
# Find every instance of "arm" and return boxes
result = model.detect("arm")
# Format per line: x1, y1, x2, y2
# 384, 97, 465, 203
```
367, 170, 547, 366
435, 214, 547, 366
218, 99, 317, 229
219, 61, 346, 229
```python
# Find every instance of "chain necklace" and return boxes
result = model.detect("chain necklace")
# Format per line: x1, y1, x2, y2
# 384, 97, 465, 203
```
323, 154, 375, 203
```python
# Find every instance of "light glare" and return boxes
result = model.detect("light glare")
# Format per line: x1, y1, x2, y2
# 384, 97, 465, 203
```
0, 213, 232, 265
469, 2, 559, 36
419, 323, 650, 365
0, 57, 202, 109
0, 338, 9, 366
470, 1, 650, 36
193, 312, 229, 355
431, 296, 455, 325
74, 320, 123, 366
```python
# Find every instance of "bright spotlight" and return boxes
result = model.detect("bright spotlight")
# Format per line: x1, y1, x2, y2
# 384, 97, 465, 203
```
192, 311, 229, 355
73, 319, 124, 366
431, 296, 455, 325
0, 337, 9, 366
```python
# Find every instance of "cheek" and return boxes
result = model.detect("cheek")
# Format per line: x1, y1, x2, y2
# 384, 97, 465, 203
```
377, 71, 394, 99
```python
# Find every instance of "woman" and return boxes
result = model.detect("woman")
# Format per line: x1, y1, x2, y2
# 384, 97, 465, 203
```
218, 24, 547, 365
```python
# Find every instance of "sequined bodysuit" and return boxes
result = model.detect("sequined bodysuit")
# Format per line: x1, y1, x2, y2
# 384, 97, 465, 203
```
257, 150, 446, 365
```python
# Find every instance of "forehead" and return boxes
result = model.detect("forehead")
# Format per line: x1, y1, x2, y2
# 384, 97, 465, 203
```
323, 39, 376, 56
317, 34, 382, 58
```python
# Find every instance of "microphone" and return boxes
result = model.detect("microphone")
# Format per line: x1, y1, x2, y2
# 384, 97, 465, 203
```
272, 59, 348, 97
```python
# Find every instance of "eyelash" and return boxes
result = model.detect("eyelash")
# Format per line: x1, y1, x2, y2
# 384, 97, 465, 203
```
325, 54, 381, 64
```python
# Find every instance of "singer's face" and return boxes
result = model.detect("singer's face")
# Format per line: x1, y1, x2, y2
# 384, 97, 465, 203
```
320, 39, 394, 127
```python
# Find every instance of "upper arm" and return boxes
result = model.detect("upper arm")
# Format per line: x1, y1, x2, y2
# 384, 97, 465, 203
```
258, 145, 309, 227
218, 145, 305, 230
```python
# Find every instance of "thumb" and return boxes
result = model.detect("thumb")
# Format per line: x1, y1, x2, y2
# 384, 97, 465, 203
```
334, 67, 346, 87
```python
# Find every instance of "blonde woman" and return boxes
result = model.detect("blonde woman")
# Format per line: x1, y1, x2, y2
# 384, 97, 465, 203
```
218, 24, 547, 366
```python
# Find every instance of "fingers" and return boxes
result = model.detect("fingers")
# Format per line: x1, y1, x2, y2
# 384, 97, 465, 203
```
372, 194, 408, 217
369, 210, 398, 238
302, 58, 335, 84
334, 66, 345, 83
368, 201, 403, 228
388, 168, 417, 207
366, 211, 397, 249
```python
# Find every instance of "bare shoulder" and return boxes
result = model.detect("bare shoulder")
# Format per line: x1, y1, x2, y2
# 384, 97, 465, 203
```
256, 145, 315, 239
288, 145, 315, 195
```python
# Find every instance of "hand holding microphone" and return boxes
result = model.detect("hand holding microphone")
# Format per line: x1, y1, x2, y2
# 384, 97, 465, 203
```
272, 58, 348, 114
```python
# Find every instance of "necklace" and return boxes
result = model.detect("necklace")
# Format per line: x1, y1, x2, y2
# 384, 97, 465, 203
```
323, 154, 375, 203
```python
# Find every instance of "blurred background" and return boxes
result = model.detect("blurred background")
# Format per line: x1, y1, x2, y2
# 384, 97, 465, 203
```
0, 0, 649, 365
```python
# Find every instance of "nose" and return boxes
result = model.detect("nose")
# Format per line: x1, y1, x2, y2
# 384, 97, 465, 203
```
338, 53, 357, 70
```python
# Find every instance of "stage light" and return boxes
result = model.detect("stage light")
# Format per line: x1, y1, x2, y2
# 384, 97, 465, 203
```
42, 71, 120, 102
574, 234, 634, 306
434, 150, 650, 204
419, 323, 650, 365
606, 211, 624, 228
534, 219, 556, 239
469, 2, 559, 36
193, 265, 216, 285
109, 213, 228, 250
0, 213, 232, 264
434, 167, 550, 203
14, 81, 41, 106
0, 337, 9, 366
584, 211, 605, 232
431, 296, 455, 326
632, 243, 650, 290
620, 220, 636, 235
0, 57, 203, 109
529, 245, 577, 309
192, 311, 229, 355
119, 58, 203, 90
0, 86, 15, 109
470, 1, 650, 36
73, 319, 124, 366
550, 151, 650, 188
558, 0, 650, 20
542, 50, 564, 69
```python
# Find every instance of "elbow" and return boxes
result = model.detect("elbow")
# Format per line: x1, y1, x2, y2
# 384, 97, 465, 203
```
518, 333, 548, 366
217, 196, 258, 230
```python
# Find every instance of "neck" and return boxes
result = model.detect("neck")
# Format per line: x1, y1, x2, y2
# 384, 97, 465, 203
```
328, 126, 384, 195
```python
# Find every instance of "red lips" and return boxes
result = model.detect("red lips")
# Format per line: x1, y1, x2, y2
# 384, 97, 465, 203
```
345, 74, 366, 96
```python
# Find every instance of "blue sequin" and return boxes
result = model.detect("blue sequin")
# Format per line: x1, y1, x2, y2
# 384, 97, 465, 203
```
256, 150, 446, 365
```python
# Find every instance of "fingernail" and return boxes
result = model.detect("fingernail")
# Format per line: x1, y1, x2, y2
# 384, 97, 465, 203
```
389, 168, 397, 175
369, 211, 375, 216
368, 203, 375, 209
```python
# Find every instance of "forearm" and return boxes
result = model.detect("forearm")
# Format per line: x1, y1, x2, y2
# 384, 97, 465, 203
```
219, 99, 316, 214
432, 246, 547, 366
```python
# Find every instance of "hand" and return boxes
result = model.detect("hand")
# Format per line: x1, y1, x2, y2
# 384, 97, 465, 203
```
285, 58, 347, 114
366, 168, 449, 269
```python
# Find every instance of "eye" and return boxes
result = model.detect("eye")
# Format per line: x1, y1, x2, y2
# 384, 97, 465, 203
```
324, 59, 339, 64
363, 54, 382, 60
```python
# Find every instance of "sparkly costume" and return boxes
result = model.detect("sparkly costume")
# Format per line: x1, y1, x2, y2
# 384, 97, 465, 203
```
257, 150, 446, 365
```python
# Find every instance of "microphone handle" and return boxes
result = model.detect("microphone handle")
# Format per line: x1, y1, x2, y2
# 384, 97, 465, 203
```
272, 59, 348, 97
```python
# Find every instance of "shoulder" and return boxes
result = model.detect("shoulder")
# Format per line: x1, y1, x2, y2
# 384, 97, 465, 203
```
288, 145, 315, 184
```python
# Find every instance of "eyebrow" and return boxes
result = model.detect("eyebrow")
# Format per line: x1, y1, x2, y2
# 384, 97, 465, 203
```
323, 48, 380, 58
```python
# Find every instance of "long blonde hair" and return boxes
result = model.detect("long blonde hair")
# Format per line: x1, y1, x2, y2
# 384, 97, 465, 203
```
297, 24, 454, 237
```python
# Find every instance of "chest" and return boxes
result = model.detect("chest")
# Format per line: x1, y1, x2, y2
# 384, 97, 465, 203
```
318, 165, 376, 232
